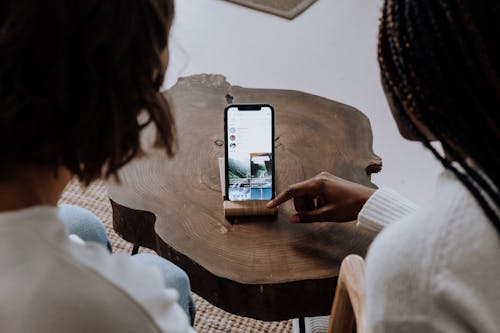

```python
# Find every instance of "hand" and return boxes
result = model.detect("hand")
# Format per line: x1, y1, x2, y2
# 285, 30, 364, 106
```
267, 172, 375, 223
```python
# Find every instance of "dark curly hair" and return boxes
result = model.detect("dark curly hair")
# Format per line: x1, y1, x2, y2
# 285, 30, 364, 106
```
379, 0, 500, 232
0, 0, 176, 184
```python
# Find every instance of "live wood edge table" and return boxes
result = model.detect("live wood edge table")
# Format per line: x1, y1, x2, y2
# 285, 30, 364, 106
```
108, 74, 382, 322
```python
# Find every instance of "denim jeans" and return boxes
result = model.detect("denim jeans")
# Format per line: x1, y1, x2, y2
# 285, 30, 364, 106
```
59, 204, 196, 324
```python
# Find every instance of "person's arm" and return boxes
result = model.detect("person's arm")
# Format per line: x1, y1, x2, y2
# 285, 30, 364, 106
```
267, 172, 418, 233
357, 188, 419, 233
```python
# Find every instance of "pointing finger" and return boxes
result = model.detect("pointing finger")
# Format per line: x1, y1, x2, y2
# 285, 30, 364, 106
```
267, 178, 322, 208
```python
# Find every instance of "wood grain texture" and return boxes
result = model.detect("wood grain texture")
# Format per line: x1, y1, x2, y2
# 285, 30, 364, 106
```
328, 255, 369, 333
223, 200, 278, 217
108, 74, 381, 320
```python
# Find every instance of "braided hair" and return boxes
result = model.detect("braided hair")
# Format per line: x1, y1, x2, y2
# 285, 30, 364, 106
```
378, 0, 500, 232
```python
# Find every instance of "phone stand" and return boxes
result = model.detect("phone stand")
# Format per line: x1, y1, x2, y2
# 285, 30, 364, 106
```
218, 158, 278, 217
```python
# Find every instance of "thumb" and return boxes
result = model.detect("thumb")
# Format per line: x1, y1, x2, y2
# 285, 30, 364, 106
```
292, 205, 335, 223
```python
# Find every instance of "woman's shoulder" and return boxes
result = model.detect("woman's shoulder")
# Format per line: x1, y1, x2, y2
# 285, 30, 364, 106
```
367, 170, 498, 264
365, 171, 500, 332
64, 240, 194, 332
67, 241, 177, 306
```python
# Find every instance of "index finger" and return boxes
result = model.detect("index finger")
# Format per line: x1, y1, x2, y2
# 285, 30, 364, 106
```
267, 178, 321, 208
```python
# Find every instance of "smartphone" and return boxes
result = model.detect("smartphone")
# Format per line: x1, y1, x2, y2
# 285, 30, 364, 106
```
224, 104, 275, 201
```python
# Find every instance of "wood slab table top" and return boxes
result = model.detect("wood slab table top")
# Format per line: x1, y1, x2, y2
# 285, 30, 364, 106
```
108, 74, 382, 321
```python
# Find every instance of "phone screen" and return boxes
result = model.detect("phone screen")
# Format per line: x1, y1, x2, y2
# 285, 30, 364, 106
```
225, 105, 274, 201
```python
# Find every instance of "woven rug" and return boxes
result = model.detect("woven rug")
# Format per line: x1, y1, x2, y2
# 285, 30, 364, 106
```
59, 179, 292, 332
222, 0, 317, 19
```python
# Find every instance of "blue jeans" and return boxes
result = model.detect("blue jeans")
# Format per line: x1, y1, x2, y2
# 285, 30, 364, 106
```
59, 204, 196, 324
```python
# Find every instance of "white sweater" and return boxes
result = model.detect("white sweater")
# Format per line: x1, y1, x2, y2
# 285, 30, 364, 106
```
0, 206, 195, 333
358, 170, 500, 332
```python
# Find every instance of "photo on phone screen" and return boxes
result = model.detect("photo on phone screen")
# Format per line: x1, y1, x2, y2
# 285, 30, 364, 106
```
225, 105, 274, 201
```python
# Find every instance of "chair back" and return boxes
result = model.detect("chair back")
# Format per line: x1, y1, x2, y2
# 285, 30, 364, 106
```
327, 254, 370, 333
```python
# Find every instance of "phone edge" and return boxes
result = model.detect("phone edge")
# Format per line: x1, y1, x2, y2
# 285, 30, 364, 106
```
224, 104, 275, 202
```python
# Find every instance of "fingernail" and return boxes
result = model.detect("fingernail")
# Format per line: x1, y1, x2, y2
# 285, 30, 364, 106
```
266, 200, 274, 208
290, 215, 300, 223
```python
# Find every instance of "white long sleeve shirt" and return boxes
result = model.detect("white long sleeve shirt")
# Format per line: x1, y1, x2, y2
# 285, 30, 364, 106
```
0, 206, 195, 333
358, 170, 500, 332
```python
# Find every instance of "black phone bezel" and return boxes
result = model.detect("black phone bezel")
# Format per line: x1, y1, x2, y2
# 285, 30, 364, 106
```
224, 104, 275, 201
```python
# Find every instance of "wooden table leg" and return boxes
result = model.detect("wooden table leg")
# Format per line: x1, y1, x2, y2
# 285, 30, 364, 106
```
299, 317, 306, 333
131, 244, 140, 255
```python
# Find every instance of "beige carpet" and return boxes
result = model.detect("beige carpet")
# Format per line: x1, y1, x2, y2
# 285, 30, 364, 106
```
222, 0, 317, 19
59, 179, 292, 332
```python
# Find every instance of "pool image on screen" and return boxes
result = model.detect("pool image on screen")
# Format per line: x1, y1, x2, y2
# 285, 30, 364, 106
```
227, 106, 273, 201
250, 153, 273, 200
227, 153, 273, 201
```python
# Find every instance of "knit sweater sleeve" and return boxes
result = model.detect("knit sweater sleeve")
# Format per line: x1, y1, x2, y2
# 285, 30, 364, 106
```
357, 188, 419, 233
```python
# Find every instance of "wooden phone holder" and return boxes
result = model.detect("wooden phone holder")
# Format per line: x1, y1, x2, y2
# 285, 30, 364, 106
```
218, 158, 278, 217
